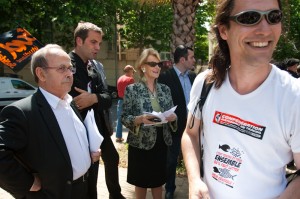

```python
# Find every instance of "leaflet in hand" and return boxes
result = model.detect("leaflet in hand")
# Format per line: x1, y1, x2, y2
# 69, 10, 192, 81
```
84, 109, 104, 152
143, 106, 177, 126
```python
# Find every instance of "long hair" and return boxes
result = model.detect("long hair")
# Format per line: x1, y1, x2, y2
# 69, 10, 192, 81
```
207, 0, 282, 88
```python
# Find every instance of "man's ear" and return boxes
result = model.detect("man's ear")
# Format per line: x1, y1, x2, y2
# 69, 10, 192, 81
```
179, 56, 186, 64
36, 67, 46, 82
76, 37, 83, 46
218, 24, 228, 40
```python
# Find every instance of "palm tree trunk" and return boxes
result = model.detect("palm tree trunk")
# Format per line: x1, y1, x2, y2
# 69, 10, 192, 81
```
171, 0, 200, 52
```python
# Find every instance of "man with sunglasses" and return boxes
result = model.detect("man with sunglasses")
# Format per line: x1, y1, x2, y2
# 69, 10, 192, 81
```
158, 45, 196, 199
182, 0, 300, 198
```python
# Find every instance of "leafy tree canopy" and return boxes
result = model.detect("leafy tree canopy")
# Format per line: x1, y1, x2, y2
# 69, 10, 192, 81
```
195, 0, 215, 63
0, 0, 122, 49
118, 0, 173, 52
273, 0, 300, 61
0, 0, 298, 64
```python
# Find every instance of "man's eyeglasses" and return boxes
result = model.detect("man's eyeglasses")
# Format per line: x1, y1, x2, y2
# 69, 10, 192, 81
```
230, 9, 282, 26
145, 62, 163, 68
44, 66, 76, 74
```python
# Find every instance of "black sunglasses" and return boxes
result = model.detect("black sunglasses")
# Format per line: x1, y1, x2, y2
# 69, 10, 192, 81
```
145, 62, 163, 68
230, 9, 282, 26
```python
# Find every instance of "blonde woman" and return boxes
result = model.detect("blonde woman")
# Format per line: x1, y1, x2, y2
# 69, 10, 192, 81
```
122, 48, 177, 199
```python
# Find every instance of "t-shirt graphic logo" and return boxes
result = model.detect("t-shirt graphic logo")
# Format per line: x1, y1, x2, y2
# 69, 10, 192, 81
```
215, 112, 222, 123
212, 143, 244, 188
213, 167, 237, 181
213, 111, 266, 140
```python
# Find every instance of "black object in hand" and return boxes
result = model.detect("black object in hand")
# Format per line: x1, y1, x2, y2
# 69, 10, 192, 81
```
148, 117, 161, 122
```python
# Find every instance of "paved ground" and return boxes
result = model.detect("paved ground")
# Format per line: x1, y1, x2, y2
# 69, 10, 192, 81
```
98, 132, 189, 199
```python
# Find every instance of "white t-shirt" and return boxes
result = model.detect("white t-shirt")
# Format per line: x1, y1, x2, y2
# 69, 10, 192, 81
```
188, 65, 300, 199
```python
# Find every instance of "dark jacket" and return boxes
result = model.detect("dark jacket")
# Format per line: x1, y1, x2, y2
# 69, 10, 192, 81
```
0, 89, 83, 199
158, 67, 196, 136
69, 52, 112, 137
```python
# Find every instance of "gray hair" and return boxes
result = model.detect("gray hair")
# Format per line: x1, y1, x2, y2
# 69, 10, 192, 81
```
31, 44, 63, 83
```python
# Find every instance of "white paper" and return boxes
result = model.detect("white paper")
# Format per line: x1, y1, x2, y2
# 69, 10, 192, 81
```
84, 109, 104, 152
143, 105, 177, 126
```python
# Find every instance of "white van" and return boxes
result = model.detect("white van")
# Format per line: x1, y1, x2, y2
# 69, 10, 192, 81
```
0, 77, 37, 107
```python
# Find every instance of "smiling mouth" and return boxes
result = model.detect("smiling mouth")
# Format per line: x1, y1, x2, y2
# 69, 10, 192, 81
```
249, 41, 269, 48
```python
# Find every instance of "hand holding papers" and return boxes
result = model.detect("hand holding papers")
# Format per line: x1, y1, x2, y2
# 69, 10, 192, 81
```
143, 106, 177, 126
84, 109, 104, 152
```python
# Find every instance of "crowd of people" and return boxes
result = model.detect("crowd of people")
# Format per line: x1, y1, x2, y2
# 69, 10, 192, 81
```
0, 0, 300, 199
275, 58, 300, 78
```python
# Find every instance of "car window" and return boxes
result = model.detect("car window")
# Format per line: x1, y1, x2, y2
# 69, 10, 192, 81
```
11, 80, 35, 90
0, 80, 5, 90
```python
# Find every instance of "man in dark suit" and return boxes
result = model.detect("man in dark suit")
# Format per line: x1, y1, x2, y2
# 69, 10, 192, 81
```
0, 44, 100, 199
158, 45, 196, 199
69, 21, 125, 199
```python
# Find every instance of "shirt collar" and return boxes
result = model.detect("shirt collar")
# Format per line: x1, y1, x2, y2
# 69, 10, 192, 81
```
39, 87, 73, 109
69, 51, 88, 68
173, 65, 189, 77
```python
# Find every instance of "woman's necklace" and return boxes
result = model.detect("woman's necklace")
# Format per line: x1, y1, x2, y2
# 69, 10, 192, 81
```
148, 87, 157, 99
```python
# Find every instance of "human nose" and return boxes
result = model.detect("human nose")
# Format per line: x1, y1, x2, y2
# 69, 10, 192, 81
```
255, 17, 274, 34
95, 44, 100, 51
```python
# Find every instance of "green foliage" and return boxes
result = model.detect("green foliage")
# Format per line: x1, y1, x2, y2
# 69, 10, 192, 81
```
118, 0, 173, 52
273, 0, 300, 61
176, 159, 187, 176
195, 34, 209, 63
2, 0, 298, 64
0, 0, 121, 49
0, 0, 213, 61
194, 1, 215, 63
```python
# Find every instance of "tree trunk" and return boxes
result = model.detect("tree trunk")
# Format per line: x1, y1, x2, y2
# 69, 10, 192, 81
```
171, 0, 200, 53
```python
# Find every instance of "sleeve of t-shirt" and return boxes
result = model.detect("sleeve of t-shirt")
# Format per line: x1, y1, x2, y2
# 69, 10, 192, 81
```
290, 99, 300, 153
129, 77, 135, 84
187, 69, 210, 120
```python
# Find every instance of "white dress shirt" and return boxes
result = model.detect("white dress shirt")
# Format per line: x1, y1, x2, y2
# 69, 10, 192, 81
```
40, 88, 91, 180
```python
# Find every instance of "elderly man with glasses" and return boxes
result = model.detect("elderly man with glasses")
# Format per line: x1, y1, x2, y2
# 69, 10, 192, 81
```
0, 44, 100, 199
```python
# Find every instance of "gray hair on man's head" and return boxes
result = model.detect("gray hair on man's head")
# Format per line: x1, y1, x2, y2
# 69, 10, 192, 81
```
30, 44, 64, 83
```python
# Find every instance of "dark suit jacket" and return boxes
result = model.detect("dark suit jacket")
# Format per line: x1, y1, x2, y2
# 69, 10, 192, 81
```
69, 52, 112, 138
158, 67, 196, 136
0, 89, 85, 199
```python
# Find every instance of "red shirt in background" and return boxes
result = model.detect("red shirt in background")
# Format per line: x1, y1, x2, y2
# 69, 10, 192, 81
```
117, 75, 135, 98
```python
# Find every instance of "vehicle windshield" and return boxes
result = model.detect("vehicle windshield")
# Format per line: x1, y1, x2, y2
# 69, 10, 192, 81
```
11, 80, 35, 90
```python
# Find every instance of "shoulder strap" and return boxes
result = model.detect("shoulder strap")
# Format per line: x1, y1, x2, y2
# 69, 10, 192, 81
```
199, 79, 214, 112
198, 78, 213, 177
188, 77, 214, 129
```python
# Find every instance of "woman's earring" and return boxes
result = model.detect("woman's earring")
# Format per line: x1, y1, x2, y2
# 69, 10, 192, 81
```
142, 68, 146, 73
